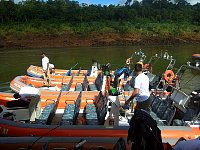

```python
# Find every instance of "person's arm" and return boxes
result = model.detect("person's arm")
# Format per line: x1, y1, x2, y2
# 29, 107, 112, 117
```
125, 88, 139, 105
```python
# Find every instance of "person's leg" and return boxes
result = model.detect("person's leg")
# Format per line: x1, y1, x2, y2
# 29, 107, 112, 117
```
35, 95, 41, 118
135, 98, 151, 112
29, 95, 41, 121
42, 71, 48, 86
43, 70, 51, 87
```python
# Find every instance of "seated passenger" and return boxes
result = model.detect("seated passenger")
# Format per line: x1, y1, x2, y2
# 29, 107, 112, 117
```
7, 87, 41, 122
7, 93, 30, 108
19, 87, 41, 121
173, 137, 200, 150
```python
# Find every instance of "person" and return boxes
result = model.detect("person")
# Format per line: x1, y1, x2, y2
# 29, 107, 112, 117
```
19, 86, 41, 122
41, 53, 50, 86
128, 109, 164, 150
113, 58, 132, 90
49, 63, 55, 75
124, 62, 151, 112
173, 137, 200, 150
126, 57, 132, 69
7, 87, 41, 122
7, 93, 30, 108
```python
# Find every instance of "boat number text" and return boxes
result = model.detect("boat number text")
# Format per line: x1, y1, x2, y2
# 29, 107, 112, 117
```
14, 83, 22, 89
0, 127, 9, 135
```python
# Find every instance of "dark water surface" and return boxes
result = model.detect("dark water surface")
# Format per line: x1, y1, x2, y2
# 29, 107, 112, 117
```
0, 44, 200, 91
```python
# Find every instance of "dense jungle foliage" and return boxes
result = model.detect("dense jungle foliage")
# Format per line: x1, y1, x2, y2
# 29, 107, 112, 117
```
0, 0, 199, 36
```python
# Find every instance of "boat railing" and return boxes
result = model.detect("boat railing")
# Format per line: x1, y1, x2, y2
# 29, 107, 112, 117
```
130, 49, 146, 63
95, 73, 103, 91
148, 51, 175, 68
75, 82, 83, 91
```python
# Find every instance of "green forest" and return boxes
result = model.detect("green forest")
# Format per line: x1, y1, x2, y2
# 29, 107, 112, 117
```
0, 0, 200, 48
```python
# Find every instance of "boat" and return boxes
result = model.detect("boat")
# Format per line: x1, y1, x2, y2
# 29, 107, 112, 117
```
146, 55, 200, 127
27, 50, 146, 79
27, 64, 102, 78
0, 136, 130, 149
10, 74, 106, 93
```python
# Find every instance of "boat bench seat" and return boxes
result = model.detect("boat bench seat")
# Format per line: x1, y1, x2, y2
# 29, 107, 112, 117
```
123, 82, 133, 91
88, 84, 98, 91
85, 104, 98, 125
75, 83, 83, 91
150, 96, 176, 126
61, 84, 69, 91
36, 103, 55, 125
61, 104, 76, 125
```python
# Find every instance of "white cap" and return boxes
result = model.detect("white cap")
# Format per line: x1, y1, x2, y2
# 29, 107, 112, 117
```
49, 64, 55, 69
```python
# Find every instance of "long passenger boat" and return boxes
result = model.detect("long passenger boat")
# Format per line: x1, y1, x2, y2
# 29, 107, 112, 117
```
10, 74, 105, 93
27, 50, 146, 79
27, 64, 88, 78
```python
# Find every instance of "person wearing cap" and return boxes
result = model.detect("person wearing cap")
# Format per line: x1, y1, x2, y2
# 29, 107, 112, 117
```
49, 63, 55, 75
124, 62, 151, 112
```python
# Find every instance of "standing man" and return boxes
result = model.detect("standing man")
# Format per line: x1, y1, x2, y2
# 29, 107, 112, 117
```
124, 62, 151, 112
41, 53, 50, 86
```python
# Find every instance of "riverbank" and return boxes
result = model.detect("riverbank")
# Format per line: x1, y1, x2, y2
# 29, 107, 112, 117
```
1, 32, 200, 49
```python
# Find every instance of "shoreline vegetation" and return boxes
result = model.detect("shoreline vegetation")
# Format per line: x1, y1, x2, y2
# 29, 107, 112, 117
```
0, 0, 199, 49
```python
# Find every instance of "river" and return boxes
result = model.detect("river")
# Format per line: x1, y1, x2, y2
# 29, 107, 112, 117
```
0, 44, 200, 91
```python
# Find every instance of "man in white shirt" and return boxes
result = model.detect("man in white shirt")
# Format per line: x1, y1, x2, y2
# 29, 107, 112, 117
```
125, 62, 151, 112
41, 53, 50, 86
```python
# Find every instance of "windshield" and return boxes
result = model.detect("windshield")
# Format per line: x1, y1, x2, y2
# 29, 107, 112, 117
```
179, 67, 200, 95
149, 57, 172, 76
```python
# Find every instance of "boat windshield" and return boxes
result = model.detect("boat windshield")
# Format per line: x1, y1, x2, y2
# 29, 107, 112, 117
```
150, 57, 172, 76
179, 67, 200, 95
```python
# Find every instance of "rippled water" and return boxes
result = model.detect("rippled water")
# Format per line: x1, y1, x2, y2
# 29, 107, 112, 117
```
0, 44, 199, 91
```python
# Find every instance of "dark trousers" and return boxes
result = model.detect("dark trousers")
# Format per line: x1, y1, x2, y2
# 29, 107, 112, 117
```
135, 97, 151, 112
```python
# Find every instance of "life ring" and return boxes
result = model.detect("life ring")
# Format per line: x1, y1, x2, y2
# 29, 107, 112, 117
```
126, 58, 132, 65
164, 70, 174, 83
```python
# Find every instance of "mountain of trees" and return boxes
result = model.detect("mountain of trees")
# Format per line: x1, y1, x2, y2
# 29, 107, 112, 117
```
0, 0, 199, 24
